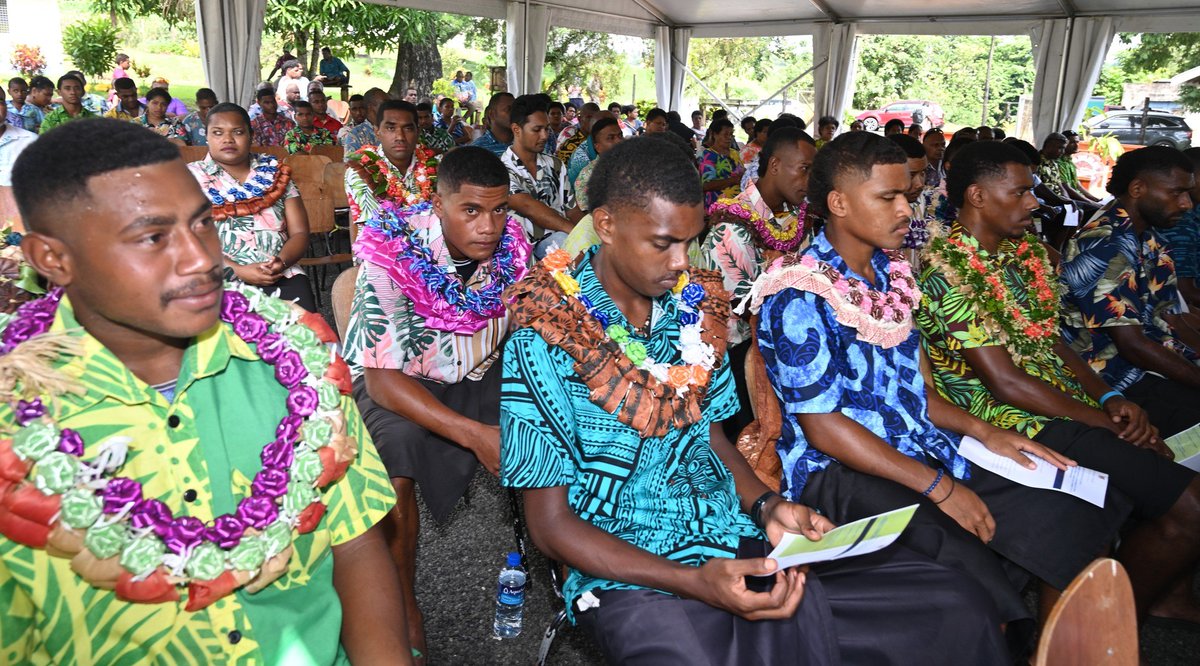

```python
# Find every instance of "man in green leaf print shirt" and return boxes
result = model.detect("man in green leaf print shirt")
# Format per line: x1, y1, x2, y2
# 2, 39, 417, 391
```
0, 118, 407, 664
499, 137, 1007, 665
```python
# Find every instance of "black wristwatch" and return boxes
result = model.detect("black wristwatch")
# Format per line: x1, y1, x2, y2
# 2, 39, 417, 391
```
749, 491, 781, 529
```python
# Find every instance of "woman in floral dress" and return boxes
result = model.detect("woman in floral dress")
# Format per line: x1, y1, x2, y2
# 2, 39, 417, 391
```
187, 103, 316, 310
138, 88, 187, 145
699, 118, 744, 210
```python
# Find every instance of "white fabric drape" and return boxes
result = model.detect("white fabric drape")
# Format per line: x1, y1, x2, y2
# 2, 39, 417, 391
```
811, 23, 858, 126
1030, 17, 1115, 141
195, 0, 267, 106
506, 2, 551, 95
654, 26, 692, 111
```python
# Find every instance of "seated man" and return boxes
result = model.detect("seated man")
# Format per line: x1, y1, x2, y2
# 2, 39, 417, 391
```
24, 76, 53, 134
469, 92, 514, 157
501, 137, 1008, 665
249, 87, 295, 147
883, 118, 905, 136
179, 88, 218, 147
284, 101, 337, 155
434, 96, 470, 147
889, 133, 941, 260
1159, 147, 1200, 309
339, 88, 385, 154
501, 95, 581, 253
1061, 146, 1200, 434
543, 100, 565, 154
0, 118, 407, 664
104, 76, 144, 121
415, 101, 453, 155
754, 133, 1127, 650
308, 84, 343, 135
0, 87, 36, 190
344, 100, 434, 230
8, 77, 39, 134
316, 47, 350, 87
703, 127, 815, 440
556, 102, 598, 164
917, 139, 1200, 624
923, 128, 946, 189
39, 74, 95, 134
344, 146, 532, 662
1038, 133, 1099, 212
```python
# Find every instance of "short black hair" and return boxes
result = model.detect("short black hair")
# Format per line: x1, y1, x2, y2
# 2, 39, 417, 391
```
590, 115, 619, 138
349, 94, 365, 103
1003, 138, 1041, 166
759, 127, 815, 172
1183, 147, 1200, 171
196, 88, 217, 103
808, 132, 907, 218
510, 94, 548, 128
145, 87, 171, 104
607, 102, 621, 112
8, 77, 26, 89
888, 133, 926, 159
415, 101, 433, 114
993, 128, 1007, 140
376, 99, 417, 126
769, 115, 799, 133
818, 115, 839, 129
753, 118, 772, 135
707, 117, 734, 136
29, 76, 53, 92
13, 119, 182, 232
884, 118, 906, 133
943, 136, 977, 167
742, 115, 757, 127
642, 131, 695, 164
293, 100, 313, 113
1108, 145, 1194, 196
587, 136, 701, 213
437, 96, 455, 109
57, 73, 83, 89
113, 77, 137, 92
255, 87, 276, 101
205, 102, 251, 129
946, 140, 1031, 208
548, 100, 565, 113
581, 102, 600, 113
666, 110, 681, 123
691, 109, 703, 118
436, 146, 509, 195
645, 108, 667, 123
775, 113, 806, 130
621, 105, 635, 115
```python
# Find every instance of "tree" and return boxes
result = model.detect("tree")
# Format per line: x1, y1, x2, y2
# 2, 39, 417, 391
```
541, 28, 624, 100
61, 18, 120, 80
88, 0, 192, 27
1114, 33, 1200, 112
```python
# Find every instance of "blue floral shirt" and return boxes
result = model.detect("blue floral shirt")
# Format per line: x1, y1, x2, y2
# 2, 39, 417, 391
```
1159, 204, 1200, 280
500, 249, 757, 616
1061, 203, 1199, 390
757, 231, 970, 500
470, 129, 511, 157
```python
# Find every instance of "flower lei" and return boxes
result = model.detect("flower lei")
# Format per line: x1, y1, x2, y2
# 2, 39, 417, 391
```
922, 223, 1061, 364
748, 248, 920, 349
205, 154, 293, 222
353, 200, 531, 334
541, 249, 716, 396
0, 283, 358, 611
708, 197, 807, 253
349, 144, 436, 208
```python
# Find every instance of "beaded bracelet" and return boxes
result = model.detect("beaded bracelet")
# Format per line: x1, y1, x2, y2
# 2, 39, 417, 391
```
922, 468, 945, 497
1099, 390, 1124, 406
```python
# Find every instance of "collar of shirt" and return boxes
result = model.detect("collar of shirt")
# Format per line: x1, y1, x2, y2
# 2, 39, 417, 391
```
574, 247, 672, 337
501, 145, 554, 179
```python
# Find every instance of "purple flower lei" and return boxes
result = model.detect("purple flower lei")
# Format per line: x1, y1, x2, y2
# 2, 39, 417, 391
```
0, 284, 341, 589
355, 200, 532, 333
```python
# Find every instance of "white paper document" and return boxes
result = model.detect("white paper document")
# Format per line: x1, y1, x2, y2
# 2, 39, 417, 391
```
1165, 423, 1200, 472
1063, 204, 1081, 228
957, 436, 1108, 508
762, 504, 918, 573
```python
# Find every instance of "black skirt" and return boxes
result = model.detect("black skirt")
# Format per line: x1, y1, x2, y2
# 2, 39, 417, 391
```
351, 360, 501, 522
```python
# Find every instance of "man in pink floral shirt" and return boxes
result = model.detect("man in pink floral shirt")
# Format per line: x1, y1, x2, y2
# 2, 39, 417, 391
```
250, 88, 295, 147
342, 146, 532, 658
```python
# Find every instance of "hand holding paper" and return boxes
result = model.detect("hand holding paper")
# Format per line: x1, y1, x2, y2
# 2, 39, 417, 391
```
957, 436, 1108, 508
762, 504, 919, 573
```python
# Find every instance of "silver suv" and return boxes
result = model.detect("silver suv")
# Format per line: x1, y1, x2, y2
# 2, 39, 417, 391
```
1084, 112, 1193, 150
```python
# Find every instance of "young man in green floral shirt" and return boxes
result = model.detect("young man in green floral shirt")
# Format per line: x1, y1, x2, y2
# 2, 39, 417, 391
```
916, 139, 1200, 625
284, 101, 336, 155
0, 118, 408, 664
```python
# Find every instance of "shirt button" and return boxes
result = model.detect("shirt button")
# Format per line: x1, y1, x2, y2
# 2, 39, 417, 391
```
227, 630, 242, 644
183, 489, 198, 502
167, 415, 181, 428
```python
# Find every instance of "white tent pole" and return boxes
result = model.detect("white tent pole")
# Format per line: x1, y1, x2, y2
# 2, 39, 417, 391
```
522, 0, 530, 94
673, 54, 740, 122
741, 58, 826, 118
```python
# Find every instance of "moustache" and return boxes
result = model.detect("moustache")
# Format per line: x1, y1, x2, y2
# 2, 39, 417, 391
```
160, 268, 224, 307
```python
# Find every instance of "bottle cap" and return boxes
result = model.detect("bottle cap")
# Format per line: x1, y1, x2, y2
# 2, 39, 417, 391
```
506, 552, 522, 567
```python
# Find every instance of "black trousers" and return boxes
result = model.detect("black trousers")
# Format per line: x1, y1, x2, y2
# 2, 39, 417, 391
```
1123, 373, 1200, 438
576, 544, 1008, 666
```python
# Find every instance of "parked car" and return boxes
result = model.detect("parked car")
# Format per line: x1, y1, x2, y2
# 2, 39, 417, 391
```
1084, 111, 1192, 150
855, 100, 944, 131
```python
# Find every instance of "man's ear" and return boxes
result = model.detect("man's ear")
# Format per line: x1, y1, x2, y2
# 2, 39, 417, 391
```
20, 232, 72, 288
593, 206, 616, 245
431, 191, 444, 219
964, 183, 986, 210
1128, 176, 1146, 200
826, 190, 848, 219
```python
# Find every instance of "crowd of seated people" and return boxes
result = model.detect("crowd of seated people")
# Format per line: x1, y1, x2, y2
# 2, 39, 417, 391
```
2, 65, 1200, 666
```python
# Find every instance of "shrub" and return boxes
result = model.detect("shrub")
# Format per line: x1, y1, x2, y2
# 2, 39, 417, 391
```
62, 18, 120, 80
9, 44, 46, 78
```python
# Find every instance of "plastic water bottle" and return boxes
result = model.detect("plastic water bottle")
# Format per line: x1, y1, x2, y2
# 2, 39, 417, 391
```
492, 551, 526, 639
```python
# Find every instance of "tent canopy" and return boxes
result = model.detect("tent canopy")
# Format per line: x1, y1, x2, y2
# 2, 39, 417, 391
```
202, 0, 1200, 140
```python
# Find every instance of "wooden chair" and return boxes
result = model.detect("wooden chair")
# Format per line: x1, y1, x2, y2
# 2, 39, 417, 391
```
338, 84, 353, 102
285, 154, 333, 186
324, 162, 349, 209
326, 98, 351, 124
178, 144, 210, 164
1034, 558, 1138, 666
310, 145, 344, 163
330, 265, 359, 341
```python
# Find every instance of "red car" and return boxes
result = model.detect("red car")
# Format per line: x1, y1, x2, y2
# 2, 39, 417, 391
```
856, 100, 944, 131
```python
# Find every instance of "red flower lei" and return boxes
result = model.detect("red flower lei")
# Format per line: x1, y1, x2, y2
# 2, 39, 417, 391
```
348, 144, 436, 207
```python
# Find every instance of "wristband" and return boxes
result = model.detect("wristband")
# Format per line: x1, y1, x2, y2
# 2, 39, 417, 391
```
934, 478, 956, 505
921, 468, 945, 497
1099, 390, 1124, 406
749, 491, 780, 530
